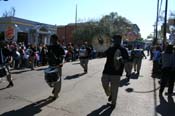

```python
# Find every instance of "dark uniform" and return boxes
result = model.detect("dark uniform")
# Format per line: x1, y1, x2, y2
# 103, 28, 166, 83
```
0, 44, 13, 88
101, 35, 128, 108
46, 34, 65, 100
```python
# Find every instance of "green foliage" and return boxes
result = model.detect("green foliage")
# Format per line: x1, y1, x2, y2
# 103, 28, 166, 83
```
73, 12, 133, 44
137, 38, 144, 41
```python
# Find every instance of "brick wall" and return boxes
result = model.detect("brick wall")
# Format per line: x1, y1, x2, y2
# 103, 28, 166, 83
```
57, 25, 76, 45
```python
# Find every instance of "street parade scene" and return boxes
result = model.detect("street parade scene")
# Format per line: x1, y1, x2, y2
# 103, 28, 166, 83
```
0, 0, 175, 116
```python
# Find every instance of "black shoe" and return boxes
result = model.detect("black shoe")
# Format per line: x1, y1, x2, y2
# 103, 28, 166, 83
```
52, 88, 55, 94
126, 74, 130, 78
109, 103, 116, 109
6, 82, 14, 88
126, 77, 130, 82
49, 96, 58, 100
84, 69, 87, 73
108, 95, 112, 102
52, 96, 57, 100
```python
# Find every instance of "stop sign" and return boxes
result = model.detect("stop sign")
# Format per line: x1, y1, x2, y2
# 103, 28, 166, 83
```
5, 26, 14, 41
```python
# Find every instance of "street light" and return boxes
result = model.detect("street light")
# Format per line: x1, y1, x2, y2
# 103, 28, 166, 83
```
0, 0, 8, 1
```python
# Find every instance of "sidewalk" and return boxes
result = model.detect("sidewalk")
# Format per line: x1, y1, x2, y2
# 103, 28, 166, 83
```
115, 58, 163, 116
115, 58, 174, 116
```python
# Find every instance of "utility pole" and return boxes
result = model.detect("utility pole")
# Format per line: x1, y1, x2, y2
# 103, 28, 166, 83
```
75, 4, 78, 44
75, 4, 77, 28
153, 0, 160, 45
163, 0, 168, 50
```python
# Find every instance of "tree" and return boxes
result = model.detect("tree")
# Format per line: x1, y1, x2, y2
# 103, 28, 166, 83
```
99, 12, 132, 36
73, 12, 133, 45
2, 7, 16, 17
73, 21, 99, 44
147, 33, 154, 39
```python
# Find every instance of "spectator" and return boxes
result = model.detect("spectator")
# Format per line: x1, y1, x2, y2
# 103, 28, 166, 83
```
152, 45, 162, 77
159, 45, 174, 96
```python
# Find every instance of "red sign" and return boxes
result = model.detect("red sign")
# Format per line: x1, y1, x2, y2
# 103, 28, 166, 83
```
5, 26, 14, 40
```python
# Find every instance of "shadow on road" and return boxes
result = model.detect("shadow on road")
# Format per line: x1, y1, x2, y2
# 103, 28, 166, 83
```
0, 96, 55, 116
72, 62, 80, 65
11, 66, 47, 74
125, 78, 167, 116
11, 69, 32, 74
0, 87, 8, 91
35, 67, 47, 71
125, 87, 160, 93
87, 103, 114, 116
64, 73, 86, 80
156, 95, 175, 116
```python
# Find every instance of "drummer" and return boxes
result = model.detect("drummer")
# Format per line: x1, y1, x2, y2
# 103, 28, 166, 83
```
0, 41, 13, 88
47, 34, 65, 100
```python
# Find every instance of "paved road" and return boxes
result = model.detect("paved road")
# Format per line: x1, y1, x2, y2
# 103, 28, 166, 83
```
0, 58, 174, 116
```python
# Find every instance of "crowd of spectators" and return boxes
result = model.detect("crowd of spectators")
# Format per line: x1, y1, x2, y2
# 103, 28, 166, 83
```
1, 42, 97, 70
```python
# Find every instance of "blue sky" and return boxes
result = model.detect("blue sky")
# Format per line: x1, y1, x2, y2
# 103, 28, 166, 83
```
0, 0, 175, 39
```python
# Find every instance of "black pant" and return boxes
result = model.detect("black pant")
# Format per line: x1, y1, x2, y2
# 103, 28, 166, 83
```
152, 61, 161, 74
159, 68, 175, 94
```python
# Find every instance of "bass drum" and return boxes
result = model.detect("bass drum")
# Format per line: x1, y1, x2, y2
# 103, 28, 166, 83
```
44, 66, 60, 87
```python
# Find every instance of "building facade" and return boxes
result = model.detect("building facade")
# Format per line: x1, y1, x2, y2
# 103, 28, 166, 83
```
126, 24, 141, 42
57, 23, 141, 51
57, 24, 76, 45
0, 16, 57, 46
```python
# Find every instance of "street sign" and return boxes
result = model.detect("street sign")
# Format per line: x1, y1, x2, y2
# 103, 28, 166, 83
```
5, 26, 14, 41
